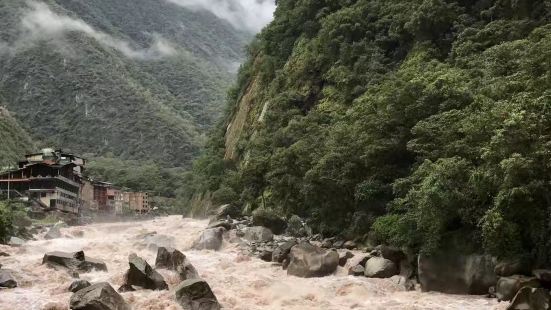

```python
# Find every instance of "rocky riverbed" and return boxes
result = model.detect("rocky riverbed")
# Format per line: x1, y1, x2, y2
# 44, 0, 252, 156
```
0, 216, 504, 309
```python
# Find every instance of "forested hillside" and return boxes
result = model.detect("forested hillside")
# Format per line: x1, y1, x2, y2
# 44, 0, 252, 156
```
0, 0, 250, 169
0, 106, 35, 169
190, 0, 551, 265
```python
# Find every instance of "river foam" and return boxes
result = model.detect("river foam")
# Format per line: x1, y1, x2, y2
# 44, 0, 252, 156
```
0, 216, 505, 309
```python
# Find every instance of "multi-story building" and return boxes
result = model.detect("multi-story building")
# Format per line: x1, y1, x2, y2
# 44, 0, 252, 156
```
123, 191, 150, 214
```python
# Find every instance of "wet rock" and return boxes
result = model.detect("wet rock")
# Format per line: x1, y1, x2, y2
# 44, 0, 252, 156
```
343, 241, 357, 250
507, 287, 550, 310
365, 257, 398, 278
206, 219, 232, 231
243, 226, 273, 243
287, 242, 339, 278
44, 226, 62, 240
117, 284, 135, 292
272, 240, 297, 263
257, 248, 273, 262
8, 236, 25, 247
496, 275, 540, 301
377, 245, 406, 264
192, 228, 224, 251
175, 278, 221, 310
213, 204, 241, 220
124, 253, 168, 290
348, 265, 365, 276
43, 251, 108, 272
339, 251, 354, 267
70, 282, 130, 310
534, 269, 551, 284
321, 238, 333, 249
495, 258, 532, 277
348, 254, 371, 268
0, 251, 9, 257
252, 211, 287, 235
154, 247, 199, 281
69, 280, 92, 293
390, 275, 415, 291
333, 240, 345, 249
418, 253, 497, 294
0, 269, 17, 288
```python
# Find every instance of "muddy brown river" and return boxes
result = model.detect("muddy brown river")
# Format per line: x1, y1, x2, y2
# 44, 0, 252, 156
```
0, 216, 506, 309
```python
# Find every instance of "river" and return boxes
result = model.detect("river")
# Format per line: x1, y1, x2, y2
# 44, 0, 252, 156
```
0, 216, 506, 309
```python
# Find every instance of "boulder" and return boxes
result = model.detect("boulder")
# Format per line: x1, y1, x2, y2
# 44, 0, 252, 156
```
0, 269, 17, 288
534, 270, 551, 284
348, 254, 371, 268
321, 238, 333, 249
192, 228, 224, 251
339, 251, 354, 267
364, 257, 398, 278
175, 278, 221, 310
70, 282, 130, 310
43, 251, 108, 272
348, 265, 365, 276
44, 226, 62, 239
272, 240, 297, 263
69, 280, 92, 293
418, 253, 497, 294
207, 219, 232, 231
124, 253, 168, 290
252, 211, 287, 235
213, 204, 241, 220
507, 287, 550, 310
343, 241, 357, 250
8, 236, 25, 247
496, 275, 540, 301
333, 240, 345, 249
377, 245, 406, 264
258, 249, 273, 262
117, 284, 135, 292
287, 242, 339, 278
243, 226, 273, 243
495, 258, 532, 277
155, 247, 186, 270
0, 251, 9, 257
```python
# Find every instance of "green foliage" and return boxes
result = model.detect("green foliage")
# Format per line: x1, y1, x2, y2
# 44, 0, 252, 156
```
191, 0, 551, 264
0, 107, 35, 169
0, 201, 14, 243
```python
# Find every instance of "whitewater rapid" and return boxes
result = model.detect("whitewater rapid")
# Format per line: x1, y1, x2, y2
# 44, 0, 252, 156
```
0, 216, 505, 309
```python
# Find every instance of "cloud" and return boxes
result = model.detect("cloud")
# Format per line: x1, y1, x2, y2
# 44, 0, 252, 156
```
167, 0, 276, 33
15, 1, 176, 60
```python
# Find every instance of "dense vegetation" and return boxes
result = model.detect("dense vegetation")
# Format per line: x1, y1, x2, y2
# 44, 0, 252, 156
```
0, 106, 35, 169
0, 0, 249, 168
190, 0, 551, 265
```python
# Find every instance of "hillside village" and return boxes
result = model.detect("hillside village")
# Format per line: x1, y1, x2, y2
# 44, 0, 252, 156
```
0, 148, 151, 218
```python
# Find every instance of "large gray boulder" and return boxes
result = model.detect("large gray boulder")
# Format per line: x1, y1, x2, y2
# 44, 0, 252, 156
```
496, 275, 540, 301
287, 242, 339, 278
213, 204, 241, 220
495, 258, 532, 277
8, 236, 25, 247
272, 240, 297, 263
364, 257, 398, 278
243, 226, 273, 243
70, 282, 130, 310
155, 247, 198, 280
507, 287, 550, 310
43, 251, 108, 272
69, 280, 92, 293
252, 210, 287, 235
0, 269, 17, 288
175, 279, 221, 310
124, 253, 168, 290
192, 228, 224, 251
418, 253, 497, 294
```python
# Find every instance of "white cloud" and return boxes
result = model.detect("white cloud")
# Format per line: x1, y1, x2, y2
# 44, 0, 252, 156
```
167, 0, 276, 33
15, 1, 176, 60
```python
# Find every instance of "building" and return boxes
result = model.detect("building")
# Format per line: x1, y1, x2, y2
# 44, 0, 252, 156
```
80, 179, 124, 213
123, 192, 150, 214
0, 148, 85, 213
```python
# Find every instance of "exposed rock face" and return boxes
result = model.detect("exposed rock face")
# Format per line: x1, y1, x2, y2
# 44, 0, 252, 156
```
124, 253, 168, 290
507, 287, 550, 310
43, 251, 108, 272
70, 282, 130, 310
364, 257, 398, 278
287, 242, 339, 278
252, 212, 287, 235
175, 279, 221, 310
0, 269, 17, 288
243, 226, 273, 243
44, 226, 62, 240
192, 228, 224, 251
418, 253, 497, 294
495, 258, 532, 277
8, 236, 25, 247
272, 240, 297, 263
496, 275, 540, 301
155, 247, 199, 280
69, 280, 92, 293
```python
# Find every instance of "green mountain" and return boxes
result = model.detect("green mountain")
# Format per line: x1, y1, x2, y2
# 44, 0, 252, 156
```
0, 106, 35, 169
191, 0, 551, 264
0, 0, 250, 167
